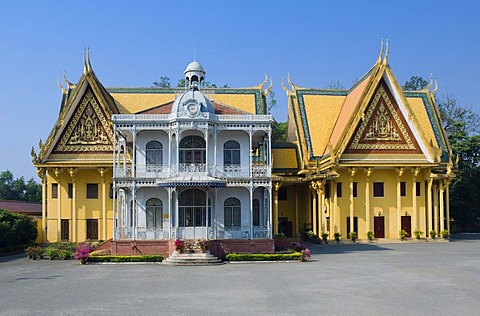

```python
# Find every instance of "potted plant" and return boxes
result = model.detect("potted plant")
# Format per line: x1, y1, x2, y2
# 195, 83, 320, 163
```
349, 231, 357, 242
195, 239, 208, 253
399, 229, 408, 241
429, 230, 437, 239
184, 240, 195, 253
300, 248, 311, 262
25, 246, 42, 260
413, 230, 423, 240
334, 232, 341, 243
174, 239, 184, 253
367, 231, 374, 241
321, 232, 329, 244
440, 230, 449, 239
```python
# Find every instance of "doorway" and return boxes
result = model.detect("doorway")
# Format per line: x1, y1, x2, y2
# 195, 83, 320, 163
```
374, 216, 385, 238
401, 216, 411, 237
346, 216, 358, 238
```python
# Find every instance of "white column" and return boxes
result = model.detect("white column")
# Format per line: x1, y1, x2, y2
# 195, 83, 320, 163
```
411, 168, 420, 232
349, 168, 357, 236
365, 168, 373, 235
427, 178, 433, 237
333, 179, 338, 234
249, 186, 253, 238
40, 169, 47, 243
310, 182, 318, 235
273, 182, 281, 235
320, 181, 326, 234
446, 181, 451, 233
55, 168, 62, 242
440, 180, 445, 232
433, 183, 439, 233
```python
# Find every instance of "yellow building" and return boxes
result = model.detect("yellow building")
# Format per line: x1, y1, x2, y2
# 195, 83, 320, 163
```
33, 45, 454, 244
274, 43, 455, 240
32, 54, 271, 243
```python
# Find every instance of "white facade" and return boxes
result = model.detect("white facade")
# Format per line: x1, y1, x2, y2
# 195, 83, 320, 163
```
112, 62, 273, 240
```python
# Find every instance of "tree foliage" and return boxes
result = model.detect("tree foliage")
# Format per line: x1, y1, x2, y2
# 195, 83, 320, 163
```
0, 170, 41, 202
152, 76, 171, 88
272, 121, 288, 143
403, 76, 428, 91
0, 209, 38, 248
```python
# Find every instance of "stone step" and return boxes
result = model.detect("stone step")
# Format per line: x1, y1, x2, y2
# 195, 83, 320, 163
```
163, 251, 224, 266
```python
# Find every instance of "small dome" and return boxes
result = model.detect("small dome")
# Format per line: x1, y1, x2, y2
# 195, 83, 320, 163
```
171, 89, 215, 116
184, 61, 205, 74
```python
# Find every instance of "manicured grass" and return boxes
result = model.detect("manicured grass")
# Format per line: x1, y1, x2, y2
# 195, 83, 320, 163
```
87, 254, 164, 263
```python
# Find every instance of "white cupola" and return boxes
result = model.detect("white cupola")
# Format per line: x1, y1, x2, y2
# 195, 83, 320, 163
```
184, 61, 206, 89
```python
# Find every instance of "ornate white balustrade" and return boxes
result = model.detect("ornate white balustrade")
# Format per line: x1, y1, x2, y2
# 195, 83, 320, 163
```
114, 164, 271, 179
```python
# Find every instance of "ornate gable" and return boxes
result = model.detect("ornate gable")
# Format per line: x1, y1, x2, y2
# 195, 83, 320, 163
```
344, 80, 422, 155
51, 88, 114, 157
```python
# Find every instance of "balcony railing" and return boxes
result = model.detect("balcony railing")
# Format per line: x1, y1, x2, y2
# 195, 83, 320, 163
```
112, 113, 272, 123
114, 225, 271, 240
114, 164, 271, 179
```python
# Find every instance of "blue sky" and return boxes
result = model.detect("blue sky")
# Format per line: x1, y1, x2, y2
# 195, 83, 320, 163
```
1, 0, 479, 180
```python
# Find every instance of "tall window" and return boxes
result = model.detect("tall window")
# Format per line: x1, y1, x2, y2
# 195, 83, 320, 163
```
146, 141, 162, 170
337, 182, 342, 198
68, 183, 73, 199
353, 182, 358, 197
224, 198, 241, 228
400, 182, 407, 197
86, 219, 98, 240
253, 199, 260, 226
179, 136, 206, 164
179, 189, 207, 227
61, 219, 69, 241
224, 141, 240, 166
52, 183, 58, 199
416, 182, 421, 196
373, 182, 384, 197
146, 198, 163, 230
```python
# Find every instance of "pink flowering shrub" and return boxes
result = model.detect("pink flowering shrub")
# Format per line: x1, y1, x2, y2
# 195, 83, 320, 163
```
174, 239, 184, 251
74, 243, 93, 261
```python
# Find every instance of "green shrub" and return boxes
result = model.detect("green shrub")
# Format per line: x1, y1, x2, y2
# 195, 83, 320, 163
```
225, 252, 301, 261
399, 229, 408, 240
0, 209, 37, 248
429, 230, 437, 239
367, 231, 374, 241
334, 232, 341, 242
440, 230, 449, 239
349, 231, 357, 241
87, 255, 164, 263
44, 246, 59, 259
413, 230, 424, 240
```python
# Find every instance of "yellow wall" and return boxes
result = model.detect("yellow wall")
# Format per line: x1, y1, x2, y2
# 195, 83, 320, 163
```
45, 167, 113, 242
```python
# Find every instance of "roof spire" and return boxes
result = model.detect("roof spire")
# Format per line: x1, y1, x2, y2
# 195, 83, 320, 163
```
425, 73, 433, 91
87, 47, 92, 73
57, 76, 67, 94
382, 39, 389, 65
432, 79, 438, 95
63, 70, 76, 89
83, 48, 88, 74
376, 38, 384, 64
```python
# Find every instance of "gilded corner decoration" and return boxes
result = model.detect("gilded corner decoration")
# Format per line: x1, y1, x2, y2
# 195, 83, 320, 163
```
53, 90, 114, 154
348, 83, 418, 151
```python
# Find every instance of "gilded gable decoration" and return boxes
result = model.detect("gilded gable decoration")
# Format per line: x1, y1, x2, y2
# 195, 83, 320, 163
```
53, 90, 113, 154
348, 84, 417, 151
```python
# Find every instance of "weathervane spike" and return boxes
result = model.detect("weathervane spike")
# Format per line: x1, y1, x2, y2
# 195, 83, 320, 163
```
383, 39, 389, 65
376, 38, 384, 64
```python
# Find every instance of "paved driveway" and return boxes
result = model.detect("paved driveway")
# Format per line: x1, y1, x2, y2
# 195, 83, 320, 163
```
1, 237, 479, 315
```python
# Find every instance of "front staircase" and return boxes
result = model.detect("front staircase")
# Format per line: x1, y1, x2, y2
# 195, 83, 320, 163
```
162, 251, 223, 266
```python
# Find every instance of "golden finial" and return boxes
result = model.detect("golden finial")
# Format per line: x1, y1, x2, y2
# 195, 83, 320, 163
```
281, 77, 293, 94
38, 139, 43, 150
83, 48, 88, 74
376, 38, 384, 64
87, 47, 92, 73
287, 72, 294, 89
63, 70, 76, 89
432, 79, 438, 95
57, 77, 67, 94
259, 73, 268, 90
382, 39, 389, 65
31, 147, 37, 164
264, 77, 273, 97
425, 73, 433, 91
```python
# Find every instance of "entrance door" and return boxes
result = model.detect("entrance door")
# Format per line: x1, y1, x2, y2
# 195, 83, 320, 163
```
346, 216, 358, 238
401, 216, 411, 237
374, 216, 385, 238
278, 217, 293, 237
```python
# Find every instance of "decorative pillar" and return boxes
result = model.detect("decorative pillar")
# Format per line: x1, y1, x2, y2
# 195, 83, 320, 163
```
69, 168, 78, 242
433, 182, 438, 233
54, 168, 63, 242
439, 179, 445, 232
319, 180, 326, 235
427, 178, 433, 237
295, 185, 299, 236
37, 168, 47, 243
349, 168, 357, 236
446, 180, 451, 233
364, 168, 373, 235
273, 182, 282, 236
310, 181, 318, 235
333, 179, 338, 234
98, 167, 107, 241
396, 168, 404, 237
411, 167, 420, 231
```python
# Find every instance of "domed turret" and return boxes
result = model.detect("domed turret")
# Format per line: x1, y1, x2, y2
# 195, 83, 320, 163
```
184, 61, 206, 89
172, 61, 214, 116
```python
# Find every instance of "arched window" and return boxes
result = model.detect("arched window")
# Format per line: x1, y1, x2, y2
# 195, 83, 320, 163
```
224, 197, 241, 228
253, 199, 260, 226
179, 189, 208, 227
146, 141, 162, 170
224, 141, 240, 166
179, 136, 206, 165
146, 198, 163, 230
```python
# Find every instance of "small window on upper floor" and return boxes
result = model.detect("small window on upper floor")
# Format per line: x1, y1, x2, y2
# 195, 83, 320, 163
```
51, 183, 58, 199
337, 182, 342, 198
353, 182, 358, 197
416, 182, 421, 196
400, 182, 406, 197
224, 140, 240, 166
373, 182, 384, 197
87, 183, 98, 199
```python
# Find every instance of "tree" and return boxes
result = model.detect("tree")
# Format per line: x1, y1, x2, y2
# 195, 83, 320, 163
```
325, 80, 345, 90
403, 76, 428, 91
0, 209, 38, 248
0, 170, 41, 203
152, 76, 171, 88
271, 121, 288, 143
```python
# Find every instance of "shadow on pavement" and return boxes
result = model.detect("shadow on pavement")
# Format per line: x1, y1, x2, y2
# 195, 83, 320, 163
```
451, 233, 480, 240
0, 253, 26, 263
304, 242, 393, 255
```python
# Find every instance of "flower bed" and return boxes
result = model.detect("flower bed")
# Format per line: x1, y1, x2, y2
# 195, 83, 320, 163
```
225, 252, 301, 261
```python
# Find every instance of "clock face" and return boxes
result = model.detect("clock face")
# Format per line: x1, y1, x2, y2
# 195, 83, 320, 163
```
186, 102, 199, 116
